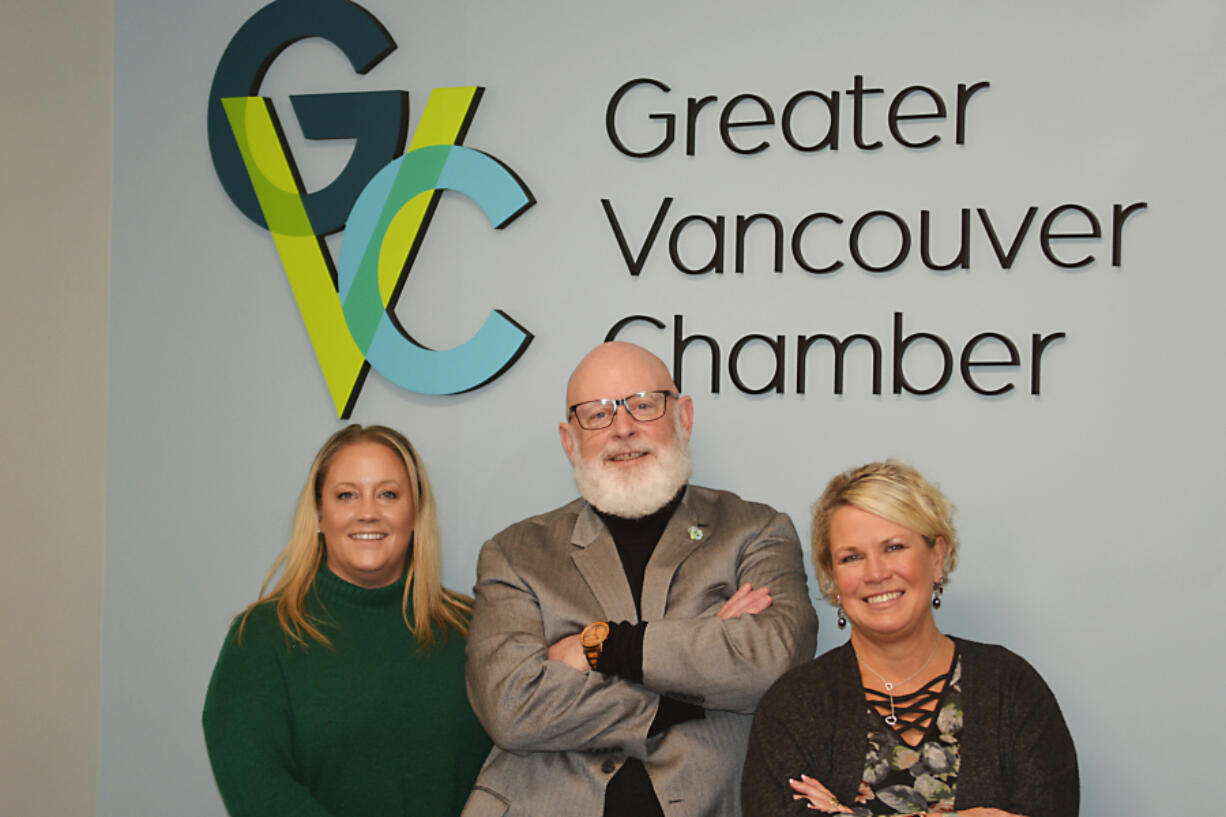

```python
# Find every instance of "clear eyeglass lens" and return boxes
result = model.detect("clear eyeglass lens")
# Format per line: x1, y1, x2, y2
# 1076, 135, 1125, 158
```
624, 392, 667, 420
574, 392, 668, 429
575, 402, 613, 428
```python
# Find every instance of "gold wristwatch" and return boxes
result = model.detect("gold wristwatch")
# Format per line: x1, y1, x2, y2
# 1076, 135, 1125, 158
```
579, 621, 610, 670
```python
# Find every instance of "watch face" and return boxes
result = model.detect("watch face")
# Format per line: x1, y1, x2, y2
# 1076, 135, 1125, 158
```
580, 621, 610, 647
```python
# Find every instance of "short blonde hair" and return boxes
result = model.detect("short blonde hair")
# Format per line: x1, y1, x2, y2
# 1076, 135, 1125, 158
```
239, 425, 471, 648
811, 460, 959, 604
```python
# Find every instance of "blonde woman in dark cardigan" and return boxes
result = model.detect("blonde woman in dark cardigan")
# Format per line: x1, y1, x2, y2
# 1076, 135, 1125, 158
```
203, 425, 489, 817
743, 461, 1077, 817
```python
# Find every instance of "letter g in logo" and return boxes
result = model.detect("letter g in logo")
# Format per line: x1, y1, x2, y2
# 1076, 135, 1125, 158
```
208, 0, 533, 417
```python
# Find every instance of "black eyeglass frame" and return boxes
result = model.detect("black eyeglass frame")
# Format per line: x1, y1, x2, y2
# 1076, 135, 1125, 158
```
566, 390, 678, 431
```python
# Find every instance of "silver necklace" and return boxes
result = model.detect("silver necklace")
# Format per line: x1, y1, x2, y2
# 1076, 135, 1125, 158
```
856, 635, 944, 727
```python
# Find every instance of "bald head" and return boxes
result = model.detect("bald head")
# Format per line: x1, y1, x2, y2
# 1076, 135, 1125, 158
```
560, 342, 694, 516
565, 342, 678, 411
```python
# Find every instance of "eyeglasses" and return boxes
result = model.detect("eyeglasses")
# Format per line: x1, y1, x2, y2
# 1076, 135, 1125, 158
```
567, 390, 677, 430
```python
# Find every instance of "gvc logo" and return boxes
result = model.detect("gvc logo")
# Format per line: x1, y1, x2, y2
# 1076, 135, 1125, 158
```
208, 0, 534, 417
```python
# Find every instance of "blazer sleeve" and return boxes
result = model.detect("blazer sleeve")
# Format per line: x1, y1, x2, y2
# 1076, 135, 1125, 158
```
641, 509, 818, 713
201, 619, 337, 817
465, 534, 661, 757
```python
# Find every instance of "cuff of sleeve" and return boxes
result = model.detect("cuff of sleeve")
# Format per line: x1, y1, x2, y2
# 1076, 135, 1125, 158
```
595, 620, 645, 683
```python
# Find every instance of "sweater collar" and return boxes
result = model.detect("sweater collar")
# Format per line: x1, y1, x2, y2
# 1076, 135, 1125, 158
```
593, 486, 686, 541
314, 564, 408, 608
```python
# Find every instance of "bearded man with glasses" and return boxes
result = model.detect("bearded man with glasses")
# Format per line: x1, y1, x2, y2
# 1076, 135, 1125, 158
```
464, 341, 818, 817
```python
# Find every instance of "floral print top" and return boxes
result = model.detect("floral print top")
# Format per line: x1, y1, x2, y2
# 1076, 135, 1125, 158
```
850, 650, 963, 815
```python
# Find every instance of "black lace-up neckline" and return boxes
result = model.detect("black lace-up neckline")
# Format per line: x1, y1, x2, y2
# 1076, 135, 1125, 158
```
863, 652, 956, 746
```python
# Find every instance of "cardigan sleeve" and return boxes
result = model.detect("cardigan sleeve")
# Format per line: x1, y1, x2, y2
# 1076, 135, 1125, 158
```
741, 704, 825, 817
201, 615, 337, 817
741, 654, 864, 817
997, 650, 1080, 817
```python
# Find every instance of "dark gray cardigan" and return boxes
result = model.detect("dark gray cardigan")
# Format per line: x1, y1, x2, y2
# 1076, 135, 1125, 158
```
741, 638, 1079, 816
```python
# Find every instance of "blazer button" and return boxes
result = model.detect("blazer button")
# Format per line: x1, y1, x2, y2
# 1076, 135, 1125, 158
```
601, 759, 617, 774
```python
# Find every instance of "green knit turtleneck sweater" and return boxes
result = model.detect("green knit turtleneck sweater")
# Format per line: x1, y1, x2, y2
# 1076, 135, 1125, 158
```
203, 567, 491, 817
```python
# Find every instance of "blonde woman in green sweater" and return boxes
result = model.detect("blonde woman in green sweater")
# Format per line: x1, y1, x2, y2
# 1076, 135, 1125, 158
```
203, 425, 490, 817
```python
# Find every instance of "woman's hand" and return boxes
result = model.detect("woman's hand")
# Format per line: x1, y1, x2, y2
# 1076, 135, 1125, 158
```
783, 782, 1030, 817
788, 775, 853, 813
914, 810, 1029, 817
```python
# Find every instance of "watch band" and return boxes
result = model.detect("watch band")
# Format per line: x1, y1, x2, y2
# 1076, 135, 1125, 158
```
579, 621, 610, 670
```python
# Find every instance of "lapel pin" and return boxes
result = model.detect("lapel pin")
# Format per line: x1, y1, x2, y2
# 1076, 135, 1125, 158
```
688, 526, 704, 541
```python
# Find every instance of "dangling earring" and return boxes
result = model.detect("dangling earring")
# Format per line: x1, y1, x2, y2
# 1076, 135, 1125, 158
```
932, 576, 945, 609
835, 595, 847, 629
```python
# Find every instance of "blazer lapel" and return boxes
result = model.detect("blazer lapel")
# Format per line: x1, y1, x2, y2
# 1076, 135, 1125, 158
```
640, 487, 708, 621
570, 503, 639, 623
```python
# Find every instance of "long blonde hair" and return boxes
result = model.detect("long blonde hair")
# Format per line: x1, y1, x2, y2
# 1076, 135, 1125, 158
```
238, 424, 471, 648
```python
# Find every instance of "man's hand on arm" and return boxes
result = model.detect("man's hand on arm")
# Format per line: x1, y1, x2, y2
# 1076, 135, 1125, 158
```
467, 539, 661, 757
546, 633, 590, 672
641, 508, 819, 713
540, 576, 789, 742
717, 582, 773, 619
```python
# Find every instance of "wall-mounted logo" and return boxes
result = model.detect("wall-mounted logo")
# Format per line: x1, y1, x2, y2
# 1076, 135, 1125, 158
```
208, 0, 534, 417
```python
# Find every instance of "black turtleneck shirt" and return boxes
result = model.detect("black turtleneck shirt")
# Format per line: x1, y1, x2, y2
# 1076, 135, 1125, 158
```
592, 490, 704, 817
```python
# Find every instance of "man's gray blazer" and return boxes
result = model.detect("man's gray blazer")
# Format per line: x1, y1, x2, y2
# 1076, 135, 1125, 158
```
463, 485, 819, 817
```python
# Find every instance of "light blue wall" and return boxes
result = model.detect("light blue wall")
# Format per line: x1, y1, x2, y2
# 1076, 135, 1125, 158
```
103, 1, 1226, 813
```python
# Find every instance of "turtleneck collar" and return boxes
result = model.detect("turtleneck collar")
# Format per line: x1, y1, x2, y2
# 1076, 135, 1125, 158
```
314, 563, 408, 608
595, 486, 686, 540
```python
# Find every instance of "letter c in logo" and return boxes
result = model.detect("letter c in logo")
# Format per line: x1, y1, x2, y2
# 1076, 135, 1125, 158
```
339, 144, 533, 395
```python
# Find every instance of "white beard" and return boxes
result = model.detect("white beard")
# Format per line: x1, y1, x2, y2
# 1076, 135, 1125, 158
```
568, 422, 693, 518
